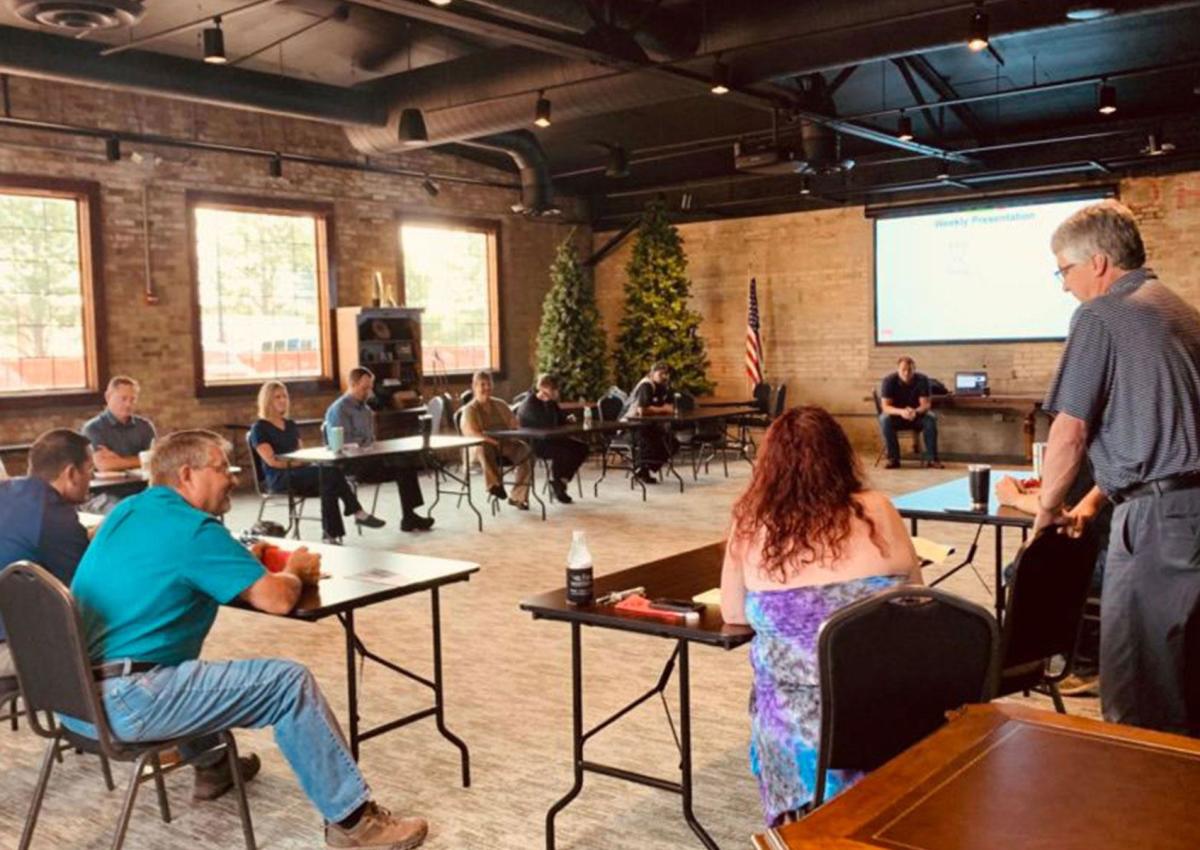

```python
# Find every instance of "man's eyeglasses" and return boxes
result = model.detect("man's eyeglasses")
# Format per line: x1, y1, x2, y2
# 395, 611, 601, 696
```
1054, 263, 1077, 282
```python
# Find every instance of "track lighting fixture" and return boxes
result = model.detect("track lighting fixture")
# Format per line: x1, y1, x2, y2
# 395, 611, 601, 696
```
428, 0, 452, 5
967, 7, 989, 52
1098, 81, 1117, 115
710, 60, 730, 95
534, 92, 552, 128
105, 136, 120, 162
605, 144, 629, 178
422, 176, 440, 197
397, 108, 429, 145
269, 154, 282, 178
798, 177, 811, 196
203, 16, 226, 64
897, 112, 914, 142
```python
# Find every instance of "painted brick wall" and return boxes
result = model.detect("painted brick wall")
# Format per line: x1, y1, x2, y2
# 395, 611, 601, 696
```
594, 171, 1200, 455
0, 76, 586, 456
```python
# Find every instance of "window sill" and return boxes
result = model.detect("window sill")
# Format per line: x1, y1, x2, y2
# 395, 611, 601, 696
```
0, 389, 104, 411
195, 378, 339, 399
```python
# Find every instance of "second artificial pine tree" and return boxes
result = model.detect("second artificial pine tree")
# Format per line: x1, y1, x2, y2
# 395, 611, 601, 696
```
535, 234, 610, 400
613, 200, 714, 395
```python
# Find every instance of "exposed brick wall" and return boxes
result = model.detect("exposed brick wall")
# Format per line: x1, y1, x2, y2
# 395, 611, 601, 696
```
594, 171, 1200, 455
0, 76, 586, 455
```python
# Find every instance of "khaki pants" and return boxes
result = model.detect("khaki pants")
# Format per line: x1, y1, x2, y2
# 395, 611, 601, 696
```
474, 440, 532, 502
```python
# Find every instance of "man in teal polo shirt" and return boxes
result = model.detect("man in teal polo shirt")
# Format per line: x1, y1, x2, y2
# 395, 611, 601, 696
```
67, 429, 429, 849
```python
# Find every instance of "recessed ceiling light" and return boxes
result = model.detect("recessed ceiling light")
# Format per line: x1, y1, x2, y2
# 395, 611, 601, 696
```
1066, 6, 1114, 21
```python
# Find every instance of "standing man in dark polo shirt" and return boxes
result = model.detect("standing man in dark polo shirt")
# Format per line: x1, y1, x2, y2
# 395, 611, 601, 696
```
1037, 200, 1200, 737
878, 356, 942, 469
82, 375, 157, 471
0, 429, 93, 678
324, 367, 433, 532
518, 373, 588, 504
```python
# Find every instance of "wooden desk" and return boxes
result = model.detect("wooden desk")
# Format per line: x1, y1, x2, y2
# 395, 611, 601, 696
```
892, 471, 1030, 624
239, 537, 478, 776
282, 434, 486, 532
521, 541, 754, 850
932, 394, 1046, 462
754, 703, 1200, 850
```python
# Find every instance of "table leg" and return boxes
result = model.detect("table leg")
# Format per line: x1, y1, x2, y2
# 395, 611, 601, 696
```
678, 640, 719, 850
546, 622, 585, 850
910, 517, 918, 537
431, 587, 471, 787
994, 526, 1004, 626
522, 442, 546, 521
344, 609, 360, 761
1023, 408, 1036, 463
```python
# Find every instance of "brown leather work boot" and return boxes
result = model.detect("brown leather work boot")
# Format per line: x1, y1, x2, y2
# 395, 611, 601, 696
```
325, 802, 429, 850
192, 753, 261, 801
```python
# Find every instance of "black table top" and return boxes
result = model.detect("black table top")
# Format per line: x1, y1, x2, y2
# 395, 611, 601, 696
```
697, 398, 758, 408
486, 419, 641, 440
892, 469, 1034, 528
282, 434, 482, 465
238, 537, 479, 621
89, 470, 150, 492
520, 541, 754, 649
629, 406, 759, 425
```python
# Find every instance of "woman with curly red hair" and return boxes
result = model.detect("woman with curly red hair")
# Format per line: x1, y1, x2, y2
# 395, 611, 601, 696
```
720, 405, 921, 826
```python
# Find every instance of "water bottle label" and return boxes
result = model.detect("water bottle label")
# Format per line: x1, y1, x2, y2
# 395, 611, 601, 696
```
566, 565, 594, 604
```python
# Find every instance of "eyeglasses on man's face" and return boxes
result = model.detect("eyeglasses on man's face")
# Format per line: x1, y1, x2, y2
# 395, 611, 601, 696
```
1054, 263, 1078, 282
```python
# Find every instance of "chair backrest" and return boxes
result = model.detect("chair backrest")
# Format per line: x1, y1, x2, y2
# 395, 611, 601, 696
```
753, 382, 771, 414
773, 383, 788, 417
605, 385, 628, 402
511, 390, 530, 407
0, 455, 8, 480
245, 432, 269, 497
999, 531, 1099, 676
816, 586, 997, 801
598, 395, 624, 422
871, 389, 883, 416
0, 561, 117, 748
427, 395, 448, 435
453, 405, 466, 435
458, 388, 474, 407
676, 391, 696, 413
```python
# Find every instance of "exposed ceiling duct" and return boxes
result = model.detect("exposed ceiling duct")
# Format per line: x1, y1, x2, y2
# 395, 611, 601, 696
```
11, 0, 145, 31
460, 130, 558, 216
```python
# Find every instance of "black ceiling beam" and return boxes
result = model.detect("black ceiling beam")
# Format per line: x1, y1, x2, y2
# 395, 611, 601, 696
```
891, 58, 944, 138
826, 64, 859, 94
902, 54, 988, 142
0, 27, 384, 127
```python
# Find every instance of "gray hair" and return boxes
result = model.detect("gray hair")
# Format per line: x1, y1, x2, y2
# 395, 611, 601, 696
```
1050, 200, 1145, 270
149, 429, 230, 487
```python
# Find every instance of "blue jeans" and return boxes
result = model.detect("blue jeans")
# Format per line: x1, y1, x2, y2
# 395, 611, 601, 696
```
878, 412, 938, 462
61, 658, 370, 822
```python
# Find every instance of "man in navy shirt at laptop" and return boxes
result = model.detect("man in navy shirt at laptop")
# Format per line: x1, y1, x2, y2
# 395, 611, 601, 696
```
878, 355, 942, 469
0, 429, 93, 677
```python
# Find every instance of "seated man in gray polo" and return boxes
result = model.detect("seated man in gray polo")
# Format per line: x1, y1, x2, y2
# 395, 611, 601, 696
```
82, 375, 157, 472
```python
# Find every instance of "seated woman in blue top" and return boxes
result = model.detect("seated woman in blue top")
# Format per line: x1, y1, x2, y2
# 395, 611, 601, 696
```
720, 406, 921, 827
249, 381, 384, 543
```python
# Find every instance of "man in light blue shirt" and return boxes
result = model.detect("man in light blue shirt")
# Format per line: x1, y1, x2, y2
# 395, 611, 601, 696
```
66, 429, 428, 848
324, 367, 433, 532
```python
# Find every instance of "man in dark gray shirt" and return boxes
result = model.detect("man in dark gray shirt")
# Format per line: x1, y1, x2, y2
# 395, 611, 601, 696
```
82, 375, 156, 471
1038, 200, 1200, 737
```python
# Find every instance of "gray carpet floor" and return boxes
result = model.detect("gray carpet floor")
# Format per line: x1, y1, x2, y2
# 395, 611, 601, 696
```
0, 455, 1096, 850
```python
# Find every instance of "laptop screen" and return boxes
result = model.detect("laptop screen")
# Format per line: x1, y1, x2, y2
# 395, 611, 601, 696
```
955, 371, 988, 393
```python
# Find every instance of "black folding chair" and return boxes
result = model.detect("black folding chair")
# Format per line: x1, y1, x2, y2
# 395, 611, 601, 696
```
1, 672, 21, 730
245, 432, 319, 537
674, 392, 730, 479
0, 561, 255, 850
995, 531, 1099, 713
814, 586, 998, 808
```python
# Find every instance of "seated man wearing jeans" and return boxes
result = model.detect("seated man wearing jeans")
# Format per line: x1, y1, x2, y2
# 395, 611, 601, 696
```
64, 430, 429, 849
0, 429, 93, 679
878, 356, 942, 469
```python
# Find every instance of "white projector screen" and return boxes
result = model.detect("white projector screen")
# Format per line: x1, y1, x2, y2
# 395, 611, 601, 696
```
874, 192, 1110, 345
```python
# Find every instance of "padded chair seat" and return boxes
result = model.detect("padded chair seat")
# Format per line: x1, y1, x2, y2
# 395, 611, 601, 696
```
999, 659, 1046, 695
61, 724, 197, 763
0, 675, 17, 695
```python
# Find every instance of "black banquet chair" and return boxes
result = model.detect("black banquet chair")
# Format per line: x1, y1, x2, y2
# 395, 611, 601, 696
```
813, 586, 998, 808
0, 561, 256, 850
995, 530, 1099, 713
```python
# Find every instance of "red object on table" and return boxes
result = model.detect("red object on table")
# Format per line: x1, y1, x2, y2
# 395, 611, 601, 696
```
614, 593, 695, 623
260, 545, 292, 573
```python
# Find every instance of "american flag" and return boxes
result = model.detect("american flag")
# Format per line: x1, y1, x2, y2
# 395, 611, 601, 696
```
745, 278, 764, 386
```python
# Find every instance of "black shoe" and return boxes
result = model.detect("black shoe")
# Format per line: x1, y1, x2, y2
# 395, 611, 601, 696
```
884, 459, 901, 469
355, 513, 386, 529
401, 514, 435, 532
507, 498, 530, 511
634, 469, 658, 484
923, 459, 945, 469
193, 753, 261, 802
488, 485, 508, 500
550, 479, 573, 504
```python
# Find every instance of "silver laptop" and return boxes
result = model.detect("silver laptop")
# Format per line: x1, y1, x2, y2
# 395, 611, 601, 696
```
954, 371, 988, 396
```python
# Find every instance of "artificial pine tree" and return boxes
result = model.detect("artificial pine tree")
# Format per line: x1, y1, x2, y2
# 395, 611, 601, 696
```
613, 201, 714, 395
535, 234, 610, 400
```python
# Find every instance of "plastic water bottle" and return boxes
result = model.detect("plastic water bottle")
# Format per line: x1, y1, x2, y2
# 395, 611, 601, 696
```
566, 530, 595, 605
582, 402, 594, 430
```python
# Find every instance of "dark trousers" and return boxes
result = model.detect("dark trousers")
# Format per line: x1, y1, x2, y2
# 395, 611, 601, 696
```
346, 457, 425, 516
633, 425, 678, 474
1102, 489, 1200, 737
878, 412, 938, 462
536, 438, 588, 483
280, 466, 360, 540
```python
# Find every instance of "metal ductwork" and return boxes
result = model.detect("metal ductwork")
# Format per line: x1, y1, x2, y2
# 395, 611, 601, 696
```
12, 0, 144, 32
461, 130, 557, 216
